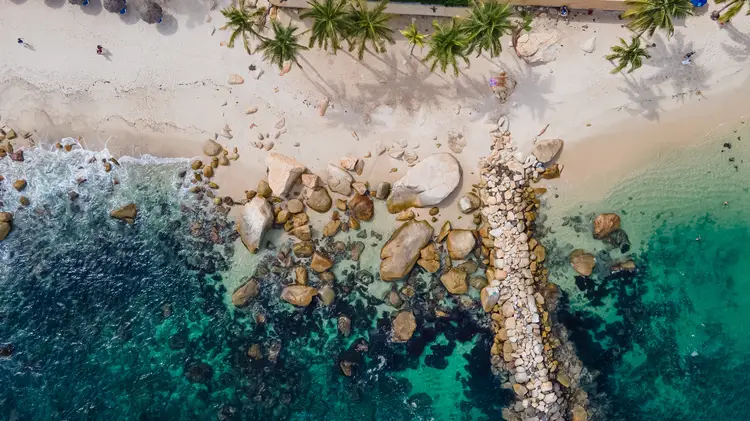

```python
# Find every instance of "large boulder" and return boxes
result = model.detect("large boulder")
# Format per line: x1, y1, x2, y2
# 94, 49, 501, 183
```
310, 252, 333, 273
570, 249, 596, 276
386, 154, 461, 213
348, 194, 374, 221
446, 229, 476, 260
380, 220, 434, 281
203, 139, 223, 156
480, 286, 500, 312
593, 213, 621, 239
237, 197, 273, 253
391, 311, 417, 342
326, 164, 354, 196
306, 187, 332, 212
110, 203, 137, 224
281, 285, 318, 307
440, 268, 469, 295
266, 153, 305, 196
515, 30, 563, 64
232, 278, 260, 307
531, 139, 564, 164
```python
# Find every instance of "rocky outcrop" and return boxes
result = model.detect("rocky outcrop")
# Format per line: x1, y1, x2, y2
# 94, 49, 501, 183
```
380, 220, 434, 281
570, 249, 595, 276
326, 164, 354, 196
203, 139, 223, 156
266, 153, 305, 196
305, 187, 332, 213
592, 213, 620, 239
391, 311, 416, 342
386, 153, 461, 213
348, 194, 374, 221
232, 278, 259, 307
110, 203, 137, 224
237, 197, 273, 253
515, 30, 562, 64
531, 139, 564, 164
446, 229, 476, 260
440, 268, 469, 295
281, 285, 318, 307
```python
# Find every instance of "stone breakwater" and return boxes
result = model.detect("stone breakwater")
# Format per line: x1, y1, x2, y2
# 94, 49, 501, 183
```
478, 133, 588, 421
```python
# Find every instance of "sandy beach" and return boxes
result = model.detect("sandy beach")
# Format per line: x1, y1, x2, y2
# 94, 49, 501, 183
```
1, 0, 748, 210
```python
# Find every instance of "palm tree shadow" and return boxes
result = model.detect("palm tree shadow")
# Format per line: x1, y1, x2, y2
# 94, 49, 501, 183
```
722, 24, 750, 62
161, 0, 212, 29
617, 75, 664, 121
646, 32, 709, 104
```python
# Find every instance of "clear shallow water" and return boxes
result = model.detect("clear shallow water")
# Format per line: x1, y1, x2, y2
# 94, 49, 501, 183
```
0, 143, 506, 421
542, 123, 750, 420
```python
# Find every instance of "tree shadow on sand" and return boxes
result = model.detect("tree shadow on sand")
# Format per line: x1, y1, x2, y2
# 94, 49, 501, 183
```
646, 32, 710, 104
161, 0, 213, 29
722, 25, 750, 62
616, 76, 664, 121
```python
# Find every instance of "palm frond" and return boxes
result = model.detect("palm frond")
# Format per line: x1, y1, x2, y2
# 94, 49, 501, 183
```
461, 0, 513, 58
623, 0, 694, 38
259, 20, 309, 70
347, 0, 394, 60
607, 36, 650, 74
221, 4, 266, 54
423, 18, 470, 76
300, 0, 352, 53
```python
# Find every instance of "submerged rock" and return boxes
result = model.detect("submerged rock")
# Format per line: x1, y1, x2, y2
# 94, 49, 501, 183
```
0, 343, 13, 358
281, 285, 318, 307
593, 213, 621, 239
570, 249, 596, 276
338, 315, 351, 336
604, 228, 631, 253
12, 179, 26, 191
611, 259, 636, 273
185, 362, 214, 384
266, 153, 306, 196
231, 278, 260, 307
440, 268, 469, 295
318, 285, 335, 306
237, 197, 273, 253
380, 220, 434, 281
386, 153, 461, 213
391, 311, 416, 342
110, 203, 138, 224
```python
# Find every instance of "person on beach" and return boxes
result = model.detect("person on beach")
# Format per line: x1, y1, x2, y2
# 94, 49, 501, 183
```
97, 45, 104, 55
17, 38, 23, 44
682, 52, 695, 65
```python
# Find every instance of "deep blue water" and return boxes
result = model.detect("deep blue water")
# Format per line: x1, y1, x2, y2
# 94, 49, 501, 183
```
0, 145, 507, 421
544, 129, 750, 420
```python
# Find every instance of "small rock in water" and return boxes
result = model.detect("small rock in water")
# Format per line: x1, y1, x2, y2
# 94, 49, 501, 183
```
12, 179, 26, 192
110, 203, 138, 224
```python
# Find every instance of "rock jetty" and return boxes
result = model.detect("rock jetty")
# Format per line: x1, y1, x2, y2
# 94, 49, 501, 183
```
478, 132, 588, 421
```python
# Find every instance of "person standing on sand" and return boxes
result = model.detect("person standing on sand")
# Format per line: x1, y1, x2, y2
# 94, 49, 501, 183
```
97, 45, 103, 55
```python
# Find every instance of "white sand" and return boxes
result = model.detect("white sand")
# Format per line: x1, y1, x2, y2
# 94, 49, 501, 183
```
0, 0, 749, 224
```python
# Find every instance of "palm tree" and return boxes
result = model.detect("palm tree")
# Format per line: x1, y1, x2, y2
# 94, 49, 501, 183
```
400, 22, 428, 56
347, 0, 395, 60
259, 21, 309, 71
713, 0, 749, 22
423, 19, 470, 76
622, 0, 694, 38
606, 36, 651, 74
462, 0, 513, 58
221, 0, 267, 54
300, 0, 352, 54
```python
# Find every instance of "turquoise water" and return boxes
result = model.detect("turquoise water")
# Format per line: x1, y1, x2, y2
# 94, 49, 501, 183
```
0, 142, 506, 420
543, 123, 750, 420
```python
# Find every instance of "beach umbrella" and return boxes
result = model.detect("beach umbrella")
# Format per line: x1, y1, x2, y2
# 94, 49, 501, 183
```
68, 0, 88, 5
103, 0, 127, 13
690, 0, 706, 6
138, 1, 163, 24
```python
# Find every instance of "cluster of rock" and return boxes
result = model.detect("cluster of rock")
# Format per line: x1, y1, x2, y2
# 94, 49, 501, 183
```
476, 132, 588, 421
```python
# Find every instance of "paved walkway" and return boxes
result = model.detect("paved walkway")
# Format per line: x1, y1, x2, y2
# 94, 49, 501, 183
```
269, 0, 628, 16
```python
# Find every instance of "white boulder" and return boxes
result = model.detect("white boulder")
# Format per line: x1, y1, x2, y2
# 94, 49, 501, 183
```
237, 197, 273, 253
386, 153, 461, 213
265, 153, 305, 196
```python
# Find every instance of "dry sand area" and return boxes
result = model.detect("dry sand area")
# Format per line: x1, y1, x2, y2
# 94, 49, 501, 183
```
0, 0, 749, 215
